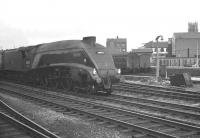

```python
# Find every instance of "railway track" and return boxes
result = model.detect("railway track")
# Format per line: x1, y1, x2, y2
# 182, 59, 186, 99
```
113, 82, 200, 102
0, 82, 200, 138
0, 98, 60, 138
91, 93, 200, 126
2, 81, 200, 125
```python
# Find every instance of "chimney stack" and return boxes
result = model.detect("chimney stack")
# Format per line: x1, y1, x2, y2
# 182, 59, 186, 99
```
82, 36, 96, 46
188, 22, 198, 32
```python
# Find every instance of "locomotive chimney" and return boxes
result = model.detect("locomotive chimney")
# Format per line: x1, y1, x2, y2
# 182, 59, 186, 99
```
82, 36, 96, 46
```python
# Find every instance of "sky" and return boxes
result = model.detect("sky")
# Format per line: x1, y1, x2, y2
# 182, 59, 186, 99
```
0, 0, 200, 50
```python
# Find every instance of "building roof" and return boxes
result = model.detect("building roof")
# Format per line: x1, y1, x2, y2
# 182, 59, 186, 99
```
106, 37, 127, 42
132, 48, 153, 53
143, 41, 168, 48
173, 32, 200, 39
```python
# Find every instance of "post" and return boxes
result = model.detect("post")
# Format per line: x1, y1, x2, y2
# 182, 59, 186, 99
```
196, 40, 199, 67
156, 40, 159, 81
155, 35, 163, 82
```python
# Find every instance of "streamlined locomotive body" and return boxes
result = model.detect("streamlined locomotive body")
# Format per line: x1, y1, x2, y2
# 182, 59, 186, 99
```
0, 37, 120, 94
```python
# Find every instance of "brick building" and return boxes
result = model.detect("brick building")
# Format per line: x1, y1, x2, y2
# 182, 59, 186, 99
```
106, 36, 127, 55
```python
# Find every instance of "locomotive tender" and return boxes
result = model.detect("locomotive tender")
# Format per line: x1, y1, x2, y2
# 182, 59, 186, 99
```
0, 36, 120, 94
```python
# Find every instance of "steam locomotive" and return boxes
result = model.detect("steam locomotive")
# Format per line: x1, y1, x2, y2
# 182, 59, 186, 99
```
0, 36, 120, 94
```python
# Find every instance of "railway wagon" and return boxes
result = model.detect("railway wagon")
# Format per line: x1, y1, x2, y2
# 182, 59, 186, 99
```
0, 36, 120, 94
112, 52, 151, 74
127, 53, 151, 73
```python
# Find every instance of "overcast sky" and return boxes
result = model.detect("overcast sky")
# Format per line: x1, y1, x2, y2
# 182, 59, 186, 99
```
0, 0, 200, 50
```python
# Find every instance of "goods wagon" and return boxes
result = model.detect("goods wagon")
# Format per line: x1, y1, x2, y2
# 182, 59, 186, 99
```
0, 36, 120, 94
127, 53, 151, 72
112, 52, 151, 74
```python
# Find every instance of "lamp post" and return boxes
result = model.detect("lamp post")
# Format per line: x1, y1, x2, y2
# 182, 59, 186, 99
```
196, 39, 199, 67
155, 35, 163, 82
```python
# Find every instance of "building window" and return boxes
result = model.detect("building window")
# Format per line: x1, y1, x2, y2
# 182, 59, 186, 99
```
110, 42, 114, 47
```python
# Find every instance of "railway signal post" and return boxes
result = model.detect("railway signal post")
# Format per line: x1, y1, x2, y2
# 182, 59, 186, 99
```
155, 35, 163, 82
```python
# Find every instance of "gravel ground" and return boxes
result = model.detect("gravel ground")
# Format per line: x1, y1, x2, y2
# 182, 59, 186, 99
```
0, 93, 131, 138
